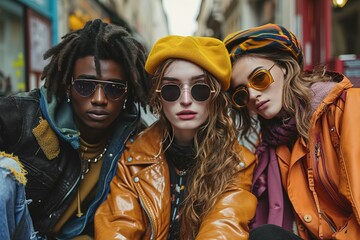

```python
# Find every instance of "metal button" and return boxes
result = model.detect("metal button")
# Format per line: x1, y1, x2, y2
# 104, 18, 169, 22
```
127, 157, 133, 162
134, 177, 139, 183
130, 138, 134, 143
304, 214, 312, 223
239, 161, 245, 168
109, 153, 113, 157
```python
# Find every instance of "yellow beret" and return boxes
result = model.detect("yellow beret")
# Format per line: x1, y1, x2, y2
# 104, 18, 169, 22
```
145, 35, 231, 90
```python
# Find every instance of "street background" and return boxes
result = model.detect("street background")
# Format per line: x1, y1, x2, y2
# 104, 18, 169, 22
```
1, 0, 359, 124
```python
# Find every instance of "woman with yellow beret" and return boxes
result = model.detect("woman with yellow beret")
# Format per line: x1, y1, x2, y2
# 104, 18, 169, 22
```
94, 35, 257, 239
224, 23, 360, 239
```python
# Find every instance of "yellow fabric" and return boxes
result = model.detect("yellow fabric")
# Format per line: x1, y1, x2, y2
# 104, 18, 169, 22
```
53, 138, 107, 234
71, 235, 93, 240
0, 151, 27, 185
32, 118, 60, 160
145, 35, 232, 90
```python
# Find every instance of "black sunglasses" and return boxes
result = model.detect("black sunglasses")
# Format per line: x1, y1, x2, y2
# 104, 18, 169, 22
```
156, 83, 215, 102
72, 78, 127, 101
231, 63, 275, 108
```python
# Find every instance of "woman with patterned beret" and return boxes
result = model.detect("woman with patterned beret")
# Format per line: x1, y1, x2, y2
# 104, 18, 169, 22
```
224, 23, 360, 240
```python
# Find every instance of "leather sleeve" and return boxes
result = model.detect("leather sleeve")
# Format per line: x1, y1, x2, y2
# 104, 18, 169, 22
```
196, 146, 257, 240
337, 88, 360, 225
94, 148, 148, 240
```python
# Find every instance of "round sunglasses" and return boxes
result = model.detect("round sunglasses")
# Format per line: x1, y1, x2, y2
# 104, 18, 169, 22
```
156, 83, 215, 102
231, 63, 276, 108
72, 78, 127, 101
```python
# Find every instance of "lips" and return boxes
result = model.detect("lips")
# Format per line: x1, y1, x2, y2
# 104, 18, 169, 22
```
256, 100, 269, 110
87, 109, 110, 121
176, 110, 197, 120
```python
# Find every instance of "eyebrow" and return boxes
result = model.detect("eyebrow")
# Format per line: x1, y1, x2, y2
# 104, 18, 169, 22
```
162, 74, 206, 82
75, 74, 125, 83
247, 66, 263, 79
76, 74, 97, 79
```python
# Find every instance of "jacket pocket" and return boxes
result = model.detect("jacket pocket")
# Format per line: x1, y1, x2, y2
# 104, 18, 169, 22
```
333, 214, 360, 240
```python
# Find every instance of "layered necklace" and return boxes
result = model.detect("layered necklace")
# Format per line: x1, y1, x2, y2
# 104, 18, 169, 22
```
76, 137, 108, 217
165, 139, 196, 239
79, 137, 108, 179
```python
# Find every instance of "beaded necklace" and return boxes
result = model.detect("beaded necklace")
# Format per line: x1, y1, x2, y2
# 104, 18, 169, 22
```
79, 137, 108, 179
80, 145, 108, 179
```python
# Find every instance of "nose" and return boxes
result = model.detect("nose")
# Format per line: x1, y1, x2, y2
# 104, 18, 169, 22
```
179, 87, 192, 105
91, 85, 108, 105
248, 87, 262, 101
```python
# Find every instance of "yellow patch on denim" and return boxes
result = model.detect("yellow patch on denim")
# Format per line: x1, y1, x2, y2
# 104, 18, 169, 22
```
0, 152, 27, 185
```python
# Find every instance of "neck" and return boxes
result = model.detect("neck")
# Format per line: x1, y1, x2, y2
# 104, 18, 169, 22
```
173, 130, 195, 146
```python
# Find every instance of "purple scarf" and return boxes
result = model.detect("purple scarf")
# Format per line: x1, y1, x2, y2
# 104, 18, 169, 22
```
250, 117, 297, 231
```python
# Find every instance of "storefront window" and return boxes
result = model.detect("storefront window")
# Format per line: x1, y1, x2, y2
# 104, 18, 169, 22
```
0, 0, 25, 94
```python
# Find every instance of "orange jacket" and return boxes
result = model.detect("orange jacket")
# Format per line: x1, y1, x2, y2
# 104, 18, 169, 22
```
95, 122, 257, 240
278, 75, 360, 239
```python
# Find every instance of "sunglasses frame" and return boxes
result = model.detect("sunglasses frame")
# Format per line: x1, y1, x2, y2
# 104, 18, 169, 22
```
231, 63, 276, 109
156, 82, 215, 102
72, 78, 127, 101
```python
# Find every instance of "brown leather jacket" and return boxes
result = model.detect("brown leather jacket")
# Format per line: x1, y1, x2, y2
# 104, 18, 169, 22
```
277, 75, 360, 239
95, 122, 257, 239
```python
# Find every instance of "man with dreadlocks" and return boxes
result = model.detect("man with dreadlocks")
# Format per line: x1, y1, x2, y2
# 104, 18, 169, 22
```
0, 19, 149, 239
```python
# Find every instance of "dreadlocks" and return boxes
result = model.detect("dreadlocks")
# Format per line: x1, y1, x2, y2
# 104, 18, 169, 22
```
41, 18, 150, 110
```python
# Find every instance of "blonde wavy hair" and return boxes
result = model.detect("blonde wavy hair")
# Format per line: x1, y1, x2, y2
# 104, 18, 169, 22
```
233, 52, 332, 141
149, 58, 243, 239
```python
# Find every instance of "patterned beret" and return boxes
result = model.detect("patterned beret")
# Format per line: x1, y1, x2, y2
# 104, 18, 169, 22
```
145, 35, 231, 90
223, 23, 303, 67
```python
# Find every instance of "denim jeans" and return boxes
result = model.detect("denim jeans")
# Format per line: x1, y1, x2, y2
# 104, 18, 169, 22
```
0, 155, 40, 240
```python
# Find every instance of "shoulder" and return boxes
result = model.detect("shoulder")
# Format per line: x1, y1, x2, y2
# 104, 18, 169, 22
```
233, 141, 256, 169
123, 121, 164, 161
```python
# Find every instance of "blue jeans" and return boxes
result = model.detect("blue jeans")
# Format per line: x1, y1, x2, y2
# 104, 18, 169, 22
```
0, 155, 40, 240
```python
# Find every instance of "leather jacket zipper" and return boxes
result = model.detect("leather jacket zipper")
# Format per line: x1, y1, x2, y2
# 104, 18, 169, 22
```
319, 210, 337, 233
313, 141, 350, 232
49, 174, 81, 215
139, 196, 155, 240
314, 141, 349, 212
77, 129, 134, 234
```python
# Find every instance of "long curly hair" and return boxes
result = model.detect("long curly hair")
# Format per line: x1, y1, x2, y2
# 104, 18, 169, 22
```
41, 18, 150, 110
149, 59, 243, 239
232, 52, 332, 141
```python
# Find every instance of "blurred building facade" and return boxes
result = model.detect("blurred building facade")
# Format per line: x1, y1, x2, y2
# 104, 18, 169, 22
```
0, 0, 169, 95
196, 0, 360, 81
0, 0, 57, 94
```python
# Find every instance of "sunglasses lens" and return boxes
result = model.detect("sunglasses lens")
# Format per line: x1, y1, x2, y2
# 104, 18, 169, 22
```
232, 88, 249, 108
161, 84, 181, 101
251, 71, 272, 90
73, 80, 95, 97
191, 84, 211, 101
104, 83, 127, 100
